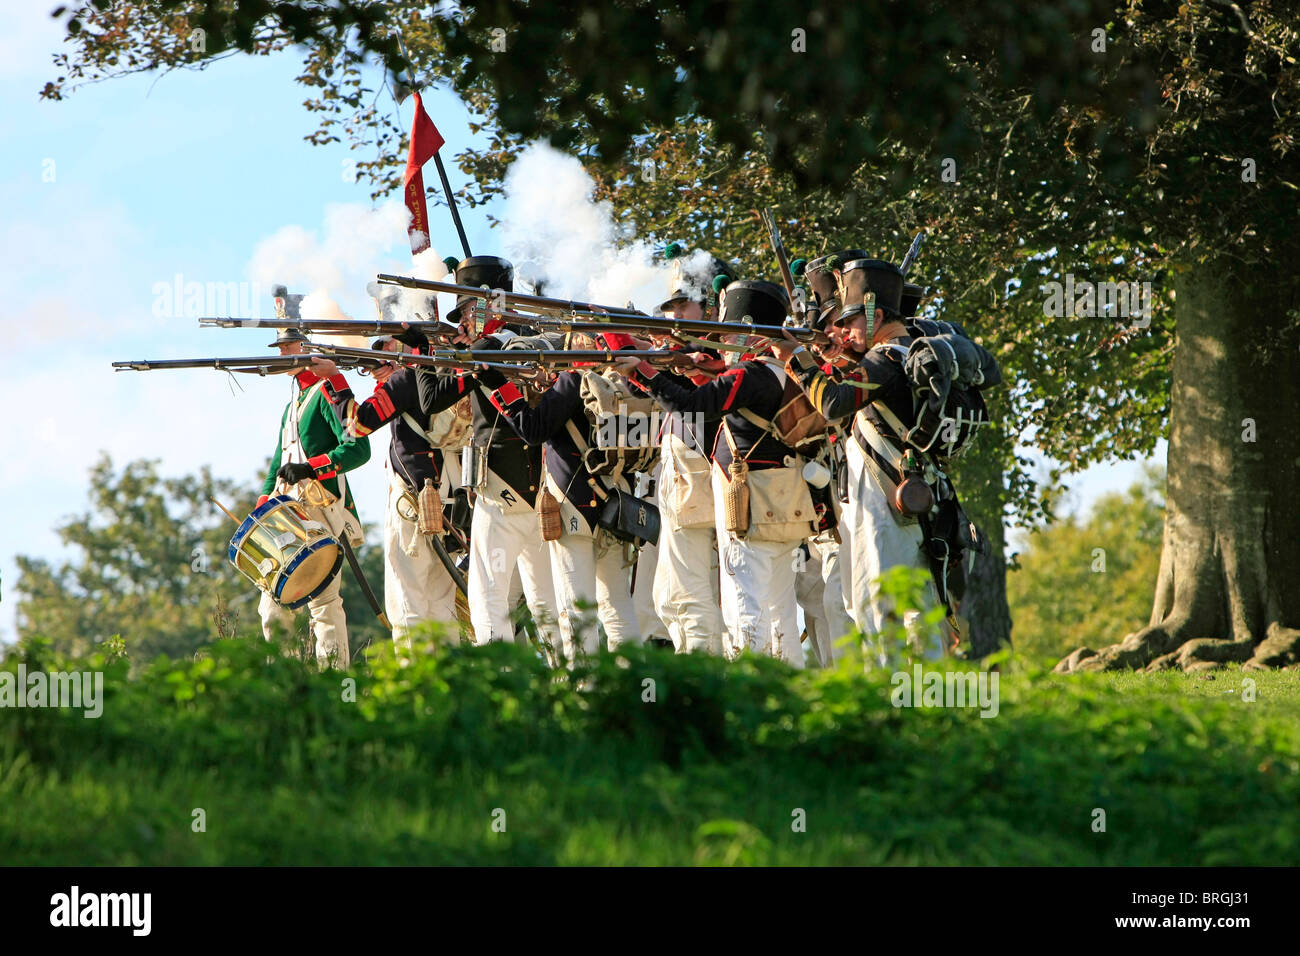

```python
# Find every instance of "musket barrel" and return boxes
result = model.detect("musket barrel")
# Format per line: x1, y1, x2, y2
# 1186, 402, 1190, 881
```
522, 313, 829, 344
900, 231, 925, 277
198, 316, 459, 336
318, 343, 673, 366
375, 273, 648, 319
111, 353, 386, 373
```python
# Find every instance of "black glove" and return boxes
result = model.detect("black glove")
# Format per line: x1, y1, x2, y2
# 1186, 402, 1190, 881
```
277, 462, 316, 484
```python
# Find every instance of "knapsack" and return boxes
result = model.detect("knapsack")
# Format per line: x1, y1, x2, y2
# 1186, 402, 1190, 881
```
417, 397, 474, 451
576, 368, 661, 478
874, 319, 1001, 459
737, 372, 829, 454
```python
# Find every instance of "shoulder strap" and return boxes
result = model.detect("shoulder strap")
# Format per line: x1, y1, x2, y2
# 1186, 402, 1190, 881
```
564, 417, 589, 454
730, 360, 782, 452
400, 410, 432, 444
563, 417, 617, 502
736, 406, 773, 433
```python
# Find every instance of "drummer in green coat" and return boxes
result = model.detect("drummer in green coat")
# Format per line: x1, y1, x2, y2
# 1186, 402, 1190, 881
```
256, 327, 371, 668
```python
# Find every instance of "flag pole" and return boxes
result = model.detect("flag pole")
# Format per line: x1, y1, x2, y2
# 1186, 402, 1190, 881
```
395, 35, 472, 260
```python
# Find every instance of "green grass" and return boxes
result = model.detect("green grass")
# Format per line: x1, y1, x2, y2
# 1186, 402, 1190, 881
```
2, 635, 1298, 865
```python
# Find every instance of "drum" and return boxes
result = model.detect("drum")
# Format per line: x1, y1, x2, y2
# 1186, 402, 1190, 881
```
227, 495, 343, 609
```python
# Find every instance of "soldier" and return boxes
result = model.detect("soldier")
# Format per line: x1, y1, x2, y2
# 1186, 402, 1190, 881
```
772, 258, 945, 664
788, 251, 872, 665
421, 256, 563, 654
479, 331, 648, 660
310, 288, 473, 651
256, 327, 370, 668
644, 252, 733, 654
624, 280, 819, 666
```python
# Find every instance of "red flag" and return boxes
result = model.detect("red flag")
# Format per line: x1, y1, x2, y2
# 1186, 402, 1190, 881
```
403, 91, 445, 255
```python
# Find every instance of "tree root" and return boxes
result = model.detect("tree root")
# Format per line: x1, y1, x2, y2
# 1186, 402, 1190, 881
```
1053, 646, 1097, 673
1146, 637, 1254, 672
1245, 622, 1300, 670
1059, 621, 1186, 673
1055, 620, 1300, 673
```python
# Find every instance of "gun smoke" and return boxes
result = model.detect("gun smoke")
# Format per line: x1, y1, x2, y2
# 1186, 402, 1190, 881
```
500, 142, 709, 312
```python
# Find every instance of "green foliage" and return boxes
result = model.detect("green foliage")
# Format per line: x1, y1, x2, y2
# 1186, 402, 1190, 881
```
2, 635, 1297, 865
1007, 466, 1165, 663
43, 1, 1159, 187
13, 455, 391, 665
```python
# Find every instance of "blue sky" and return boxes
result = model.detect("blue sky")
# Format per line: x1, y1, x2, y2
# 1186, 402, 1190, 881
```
0, 5, 1164, 643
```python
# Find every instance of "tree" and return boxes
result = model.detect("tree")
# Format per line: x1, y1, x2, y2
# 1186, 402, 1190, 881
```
44, 1, 1300, 668
1007, 468, 1164, 663
14, 455, 390, 664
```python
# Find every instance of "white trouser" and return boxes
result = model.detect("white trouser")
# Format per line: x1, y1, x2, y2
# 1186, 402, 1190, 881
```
260, 571, 349, 669
468, 496, 561, 653
652, 523, 722, 655
712, 469, 804, 668
632, 471, 670, 643
633, 540, 670, 641
384, 478, 458, 649
844, 436, 943, 666
654, 432, 723, 654
549, 525, 642, 660
807, 532, 855, 666
796, 544, 829, 666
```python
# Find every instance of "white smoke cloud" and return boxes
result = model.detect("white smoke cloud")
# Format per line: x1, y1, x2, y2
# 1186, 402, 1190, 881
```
499, 143, 680, 313
247, 201, 443, 322
298, 292, 370, 349
673, 247, 726, 303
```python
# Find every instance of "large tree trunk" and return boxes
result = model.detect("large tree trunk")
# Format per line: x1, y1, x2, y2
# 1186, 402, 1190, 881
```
956, 428, 1013, 659
964, 504, 1012, 658
1057, 254, 1300, 673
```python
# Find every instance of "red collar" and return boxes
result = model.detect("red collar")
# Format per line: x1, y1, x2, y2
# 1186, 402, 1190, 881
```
294, 369, 321, 389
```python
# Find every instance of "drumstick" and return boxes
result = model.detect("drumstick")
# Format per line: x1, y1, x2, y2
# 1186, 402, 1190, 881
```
210, 497, 240, 524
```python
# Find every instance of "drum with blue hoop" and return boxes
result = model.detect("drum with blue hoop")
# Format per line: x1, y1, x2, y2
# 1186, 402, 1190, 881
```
227, 495, 342, 609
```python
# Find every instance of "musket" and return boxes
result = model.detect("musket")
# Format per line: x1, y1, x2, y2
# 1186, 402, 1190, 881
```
317, 343, 690, 369
759, 208, 802, 322
375, 274, 830, 345
377, 304, 828, 348
111, 354, 387, 375
199, 316, 462, 339
521, 312, 831, 346
375, 273, 651, 320
900, 231, 925, 277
